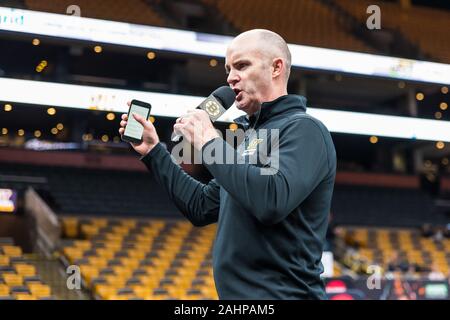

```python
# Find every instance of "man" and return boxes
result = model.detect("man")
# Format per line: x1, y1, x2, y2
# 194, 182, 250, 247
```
119, 29, 336, 299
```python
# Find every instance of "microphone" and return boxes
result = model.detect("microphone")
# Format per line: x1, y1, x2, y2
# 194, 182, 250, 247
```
171, 86, 236, 142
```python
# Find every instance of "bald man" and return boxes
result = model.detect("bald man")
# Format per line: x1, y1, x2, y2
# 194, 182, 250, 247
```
119, 29, 336, 299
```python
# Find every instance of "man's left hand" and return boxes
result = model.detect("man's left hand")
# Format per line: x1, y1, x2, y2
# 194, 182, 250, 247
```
173, 109, 220, 150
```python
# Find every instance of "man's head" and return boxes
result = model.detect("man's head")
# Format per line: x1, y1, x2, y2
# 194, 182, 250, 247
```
225, 29, 292, 115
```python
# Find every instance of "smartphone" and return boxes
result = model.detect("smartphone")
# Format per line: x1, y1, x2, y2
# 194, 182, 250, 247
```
121, 99, 152, 143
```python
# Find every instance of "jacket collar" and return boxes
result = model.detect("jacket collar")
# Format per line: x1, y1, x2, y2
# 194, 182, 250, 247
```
234, 94, 307, 129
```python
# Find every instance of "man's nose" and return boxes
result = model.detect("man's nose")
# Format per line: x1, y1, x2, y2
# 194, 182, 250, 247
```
227, 71, 239, 86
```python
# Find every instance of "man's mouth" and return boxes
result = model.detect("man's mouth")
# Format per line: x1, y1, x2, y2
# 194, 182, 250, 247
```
233, 88, 243, 101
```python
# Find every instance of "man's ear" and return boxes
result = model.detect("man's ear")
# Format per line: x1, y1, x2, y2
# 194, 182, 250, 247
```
271, 58, 284, 79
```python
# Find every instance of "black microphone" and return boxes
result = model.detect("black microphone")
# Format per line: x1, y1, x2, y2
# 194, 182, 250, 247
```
171, 86, 236, 142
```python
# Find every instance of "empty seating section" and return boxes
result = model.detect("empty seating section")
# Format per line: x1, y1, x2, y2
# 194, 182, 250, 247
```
335, 0, 450, 63
60, 217, 218, 300
331, 185, 436, 227
23, 0, 449, 62
0, 163, 179, 218
25, 0, 164, 26
204, 0, 374, 53
339, 227, 450, 275
0, 238, 53, 300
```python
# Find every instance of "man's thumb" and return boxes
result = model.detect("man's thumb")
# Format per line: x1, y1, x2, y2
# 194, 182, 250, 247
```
132, 113, 147, 127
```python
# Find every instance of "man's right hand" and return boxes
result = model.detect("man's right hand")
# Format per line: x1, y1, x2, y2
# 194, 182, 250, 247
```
119, 101, 160, 156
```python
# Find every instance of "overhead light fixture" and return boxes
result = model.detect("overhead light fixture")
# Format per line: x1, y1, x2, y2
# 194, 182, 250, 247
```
209, 59, 218, 67
147, 51, 156, 60
106, 113, 115, 121
440, 102, 448, 111
149, 116, 155, 123
34, 130, 41, 138
4, 104, 12, 112
435, 111, 442, 119
51, 127, 58, 135
101, 134, 109, 142
94, 45, 103, 53
56, 123, 64, 130
32, 38, 40, 46
2, 128, 8, 135
416, 92, 424, 101
18, 129, 25, 136
47, 107, 56, 116
82, 133, 94, 142
370, 136, 378, 144
436, 141, 445, 150
442, 86, 448, 94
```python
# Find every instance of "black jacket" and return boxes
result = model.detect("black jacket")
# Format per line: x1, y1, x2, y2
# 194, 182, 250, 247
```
141, 94, 337, 299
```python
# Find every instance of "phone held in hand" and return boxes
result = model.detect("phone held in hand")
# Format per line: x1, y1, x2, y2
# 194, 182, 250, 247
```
122, 99, 152, 143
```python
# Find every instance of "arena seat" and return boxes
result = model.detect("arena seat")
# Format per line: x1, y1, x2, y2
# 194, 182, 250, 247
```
203, 0, 374, 53
60, 217, 218, 300
25, 0, 164, 27
338, 227, 450, 275
0, 240, 54, 300
335, 0, 450, 63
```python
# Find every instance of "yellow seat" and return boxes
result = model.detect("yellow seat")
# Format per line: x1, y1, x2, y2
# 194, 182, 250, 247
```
73, 240, 92, 250
14, 293, 36, 300
95, 248, 115, 259
3, 274, 23, 286
105, 233, 124, 242
0, 255, 10, 266
0, 284, 10, 296
95, 285, 117, 300
112, 226, 131, 235
1, 245, 22, 257
14, 264, 37, 277
88, 257, 108, 268
80, 265, 99, 285
120, 219, 137, 228
90, 218, 108, 228
62, 217, 79, 238
28, 284, 52, 297
132, 286, 153, 298
81, 225, 100, 238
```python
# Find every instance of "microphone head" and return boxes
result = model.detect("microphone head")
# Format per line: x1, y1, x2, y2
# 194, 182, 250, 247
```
211, 86, 236, 110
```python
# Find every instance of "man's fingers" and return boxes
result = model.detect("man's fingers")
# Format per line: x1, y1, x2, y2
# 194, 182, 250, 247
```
120, 120, 127, 127
118, 128, 124, 135
173, 123, 183, 131
121, 113, 128, 121
127, 101, 131, 107
173, 123, 186, 136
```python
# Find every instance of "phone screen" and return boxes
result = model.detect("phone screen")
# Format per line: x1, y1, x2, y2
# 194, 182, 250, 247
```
124, 103, 150, 141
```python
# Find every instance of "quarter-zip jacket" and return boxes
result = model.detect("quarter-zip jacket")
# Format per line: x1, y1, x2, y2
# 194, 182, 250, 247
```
141, 95, 337, 299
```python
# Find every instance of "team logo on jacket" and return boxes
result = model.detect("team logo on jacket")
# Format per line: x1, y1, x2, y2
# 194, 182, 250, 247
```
242, 138, 264, 156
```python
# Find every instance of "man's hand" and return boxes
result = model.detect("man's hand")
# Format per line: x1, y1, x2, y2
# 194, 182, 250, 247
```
119, 101, 160, 156
173, 109, 220, 150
